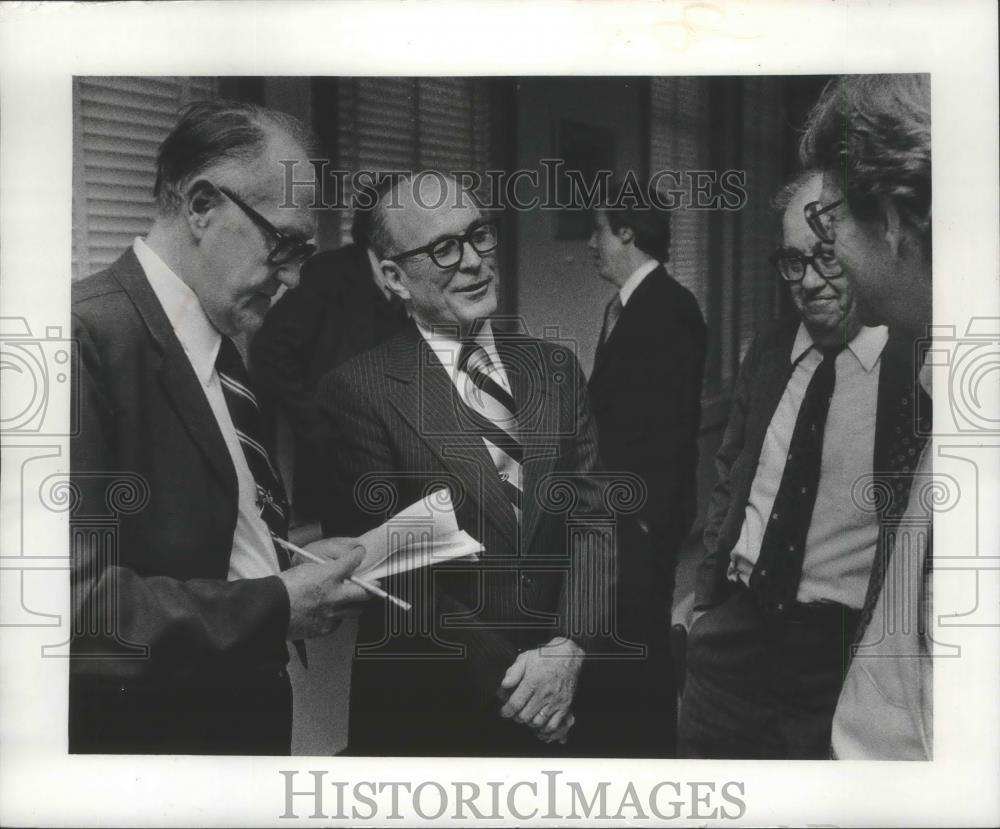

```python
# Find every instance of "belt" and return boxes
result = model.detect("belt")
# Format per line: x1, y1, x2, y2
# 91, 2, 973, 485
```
733, 579, 860, 630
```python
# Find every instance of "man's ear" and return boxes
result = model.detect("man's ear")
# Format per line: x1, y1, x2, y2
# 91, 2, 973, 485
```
184, 180, 221, 240
616, 225, 635, 245
381, 260, 411, 302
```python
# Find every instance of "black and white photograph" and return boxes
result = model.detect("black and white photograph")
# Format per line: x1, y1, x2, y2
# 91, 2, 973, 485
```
1, 2, 998, 827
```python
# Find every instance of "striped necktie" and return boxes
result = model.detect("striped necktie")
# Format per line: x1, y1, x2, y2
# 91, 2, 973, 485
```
457, 341, 524, 523
217, 337, 307, 666
216, 336, 291, 557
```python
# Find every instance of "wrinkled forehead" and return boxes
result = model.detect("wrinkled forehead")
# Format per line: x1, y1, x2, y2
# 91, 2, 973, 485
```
389, 175, 482, 249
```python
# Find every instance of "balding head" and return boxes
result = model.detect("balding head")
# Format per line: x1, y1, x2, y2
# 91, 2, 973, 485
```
374, 173, 499, 336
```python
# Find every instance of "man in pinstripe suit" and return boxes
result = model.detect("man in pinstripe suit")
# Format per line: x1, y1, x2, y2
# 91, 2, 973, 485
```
316, 173, 615, 756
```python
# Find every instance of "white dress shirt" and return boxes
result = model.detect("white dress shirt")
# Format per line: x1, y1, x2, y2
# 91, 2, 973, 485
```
728, 323, 890, 608
133, 238, 281, 581
618, 259, 660, 307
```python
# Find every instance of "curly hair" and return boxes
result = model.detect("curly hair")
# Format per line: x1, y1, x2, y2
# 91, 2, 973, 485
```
799, 74, 931, 250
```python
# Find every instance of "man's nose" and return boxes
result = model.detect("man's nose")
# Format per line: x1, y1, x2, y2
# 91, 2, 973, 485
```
800, 262, 830, 292
274, 262, 302, 291
458, 239, 483, 270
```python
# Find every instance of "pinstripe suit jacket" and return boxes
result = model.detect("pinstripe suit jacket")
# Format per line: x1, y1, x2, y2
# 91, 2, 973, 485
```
315, 321, 614, 754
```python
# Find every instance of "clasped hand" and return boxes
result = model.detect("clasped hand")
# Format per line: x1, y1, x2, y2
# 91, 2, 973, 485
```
497, 637, 584, 743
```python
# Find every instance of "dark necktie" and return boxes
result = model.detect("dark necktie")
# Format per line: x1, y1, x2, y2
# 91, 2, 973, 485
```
750, 345, 844, 618
855, 379, 933, 638
216, 337, 306, 665
457, 341, 524, 523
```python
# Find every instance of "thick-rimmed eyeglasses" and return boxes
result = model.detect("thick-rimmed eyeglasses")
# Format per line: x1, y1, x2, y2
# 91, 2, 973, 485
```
217, 185, 317, 266
804, 199, 844, 245
769, 245, 843, 283
388, 221, 498, 269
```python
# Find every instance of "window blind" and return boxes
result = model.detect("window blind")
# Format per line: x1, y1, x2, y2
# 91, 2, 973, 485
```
72, 76, 217, 280
335, 78, 494, 243
648, 77, 711, 314
738, 78, 785, 360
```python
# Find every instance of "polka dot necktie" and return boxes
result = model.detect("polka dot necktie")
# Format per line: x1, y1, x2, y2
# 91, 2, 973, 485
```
750, 345, 844, 618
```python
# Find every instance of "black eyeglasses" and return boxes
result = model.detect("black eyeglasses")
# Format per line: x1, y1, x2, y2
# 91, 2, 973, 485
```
804, 199, 844, 245
769, 245, 843, 283
388, 221, 498, 269
217, 185, 317, 266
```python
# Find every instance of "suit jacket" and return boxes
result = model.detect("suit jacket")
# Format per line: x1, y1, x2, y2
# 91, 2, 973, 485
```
695, 315, 929, 612
315, 322, 615, 755
250, 244, 408, 517
589, 265, 707, 549
69, 248, 292, 754
583, 266, 705, 756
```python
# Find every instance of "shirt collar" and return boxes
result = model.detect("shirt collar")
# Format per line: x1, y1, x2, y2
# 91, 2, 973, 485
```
133, 237, 221, 386
619, 259, 660, 307
415, 319, 500, 383
791, 322, 889, 373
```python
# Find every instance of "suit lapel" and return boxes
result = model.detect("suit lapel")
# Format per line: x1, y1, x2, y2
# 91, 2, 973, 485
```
384, 324, 520, 551
495, 335, 559, 552
110, 249, 236, 496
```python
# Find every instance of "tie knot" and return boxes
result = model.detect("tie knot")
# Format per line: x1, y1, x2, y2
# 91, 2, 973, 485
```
819, 344, 845, 362
216, 336, 245, 377
458, 340, 489, 375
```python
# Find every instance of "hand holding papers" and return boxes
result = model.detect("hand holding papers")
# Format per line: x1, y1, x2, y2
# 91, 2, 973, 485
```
276, 489, 481, 611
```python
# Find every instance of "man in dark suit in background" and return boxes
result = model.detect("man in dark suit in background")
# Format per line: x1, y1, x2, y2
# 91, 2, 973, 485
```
582, 183, 707, 755
251, 178, 408, 519
70, 100, 370, 755
315, 172, 614, 756
678, 170, 929, 758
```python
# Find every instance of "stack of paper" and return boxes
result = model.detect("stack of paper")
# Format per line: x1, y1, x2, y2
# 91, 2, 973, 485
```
354, 489, 482, 583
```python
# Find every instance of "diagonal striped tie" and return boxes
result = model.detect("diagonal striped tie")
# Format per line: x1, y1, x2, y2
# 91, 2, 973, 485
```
458, 341, 523, 523
216, 337, 291, 554
217, 337, 307, 666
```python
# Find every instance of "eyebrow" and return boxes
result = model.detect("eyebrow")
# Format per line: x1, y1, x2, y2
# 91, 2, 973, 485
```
420, 218, 486, 248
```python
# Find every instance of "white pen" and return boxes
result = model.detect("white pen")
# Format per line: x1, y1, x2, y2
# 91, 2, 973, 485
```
272, 535, 412, 611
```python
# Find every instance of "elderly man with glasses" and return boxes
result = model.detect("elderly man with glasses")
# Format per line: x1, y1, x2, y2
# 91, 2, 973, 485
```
677, 169, 928, 759
70, 100, 372, 755
313, 172, 614, 756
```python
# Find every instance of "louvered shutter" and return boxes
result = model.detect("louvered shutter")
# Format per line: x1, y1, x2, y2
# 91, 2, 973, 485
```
649, 78, 710, 313
739, 78, 785, 359
72, 76, 217, 280
336, 78, 493, 243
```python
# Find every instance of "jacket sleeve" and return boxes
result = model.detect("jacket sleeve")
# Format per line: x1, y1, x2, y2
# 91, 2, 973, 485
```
70, 312, 291, 681
693, 331, 759, 612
